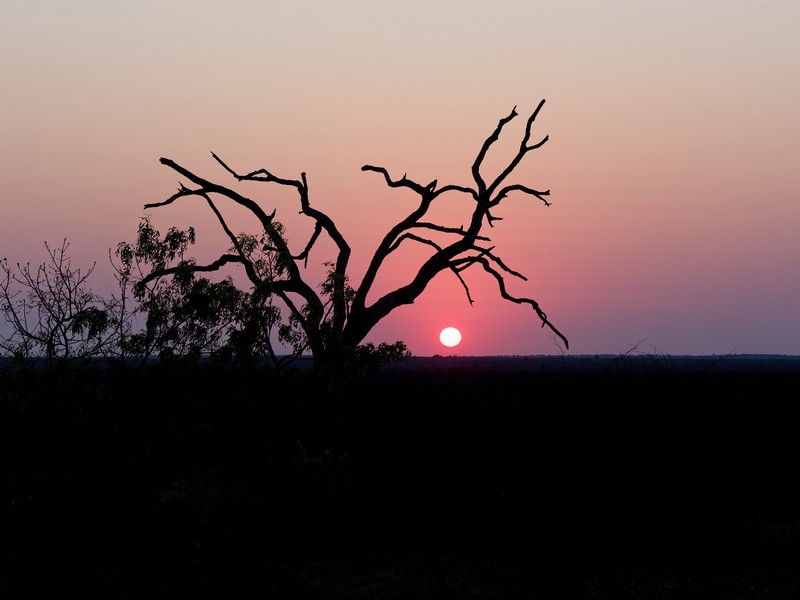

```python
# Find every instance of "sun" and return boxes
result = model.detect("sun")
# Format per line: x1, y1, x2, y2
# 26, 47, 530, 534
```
439, 327, 462, 348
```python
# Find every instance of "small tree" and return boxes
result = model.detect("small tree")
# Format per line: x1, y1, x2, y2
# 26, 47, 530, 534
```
139, 101, 568, 370
113, 217, 291, 367
0, 240, 117, 367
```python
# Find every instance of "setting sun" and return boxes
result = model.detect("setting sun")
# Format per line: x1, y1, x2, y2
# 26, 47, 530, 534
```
439, 327, 462, 348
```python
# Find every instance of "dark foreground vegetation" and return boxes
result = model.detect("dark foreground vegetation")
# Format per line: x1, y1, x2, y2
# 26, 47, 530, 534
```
2, 357, 799, 598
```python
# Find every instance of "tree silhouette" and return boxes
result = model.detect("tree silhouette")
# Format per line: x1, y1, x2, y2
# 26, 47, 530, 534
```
141, 100, 567, 369
0, 240, 119, 367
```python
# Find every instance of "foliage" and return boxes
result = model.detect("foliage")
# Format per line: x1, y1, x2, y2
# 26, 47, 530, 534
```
109, 214, 412, 374
0, 223, 405, 376
113, 217, 282, 366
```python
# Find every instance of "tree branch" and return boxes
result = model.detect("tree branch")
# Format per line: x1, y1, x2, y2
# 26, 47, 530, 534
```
355, 165, 482, 314
211, 152, 351, 335
212, 151, 305, 193
138, 254, 246, 287
486, 99, 548, 197
413, 222, 491, 241
201, 194, 262, 289
387, 233, 475, 305
472, 106, 518, 196
361, 165, 430, 196
149, 159, 279, 234
469, 256, 568, 349
451, 248, 528, 282
293, 222, 323, 266
492, 184, 551, 207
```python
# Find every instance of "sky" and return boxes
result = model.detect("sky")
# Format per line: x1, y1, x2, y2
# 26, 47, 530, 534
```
1, 0, 799, 357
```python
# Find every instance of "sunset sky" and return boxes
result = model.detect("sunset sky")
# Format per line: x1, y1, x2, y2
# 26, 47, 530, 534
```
2, 0, 798, 357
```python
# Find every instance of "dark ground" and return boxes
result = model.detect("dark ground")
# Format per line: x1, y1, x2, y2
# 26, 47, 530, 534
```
1, 355, 799, 598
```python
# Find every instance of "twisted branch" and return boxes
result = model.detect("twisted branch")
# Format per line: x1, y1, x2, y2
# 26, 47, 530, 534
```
486, 99, 548, 197
493, 184, 551, 207
138, 254, 246, 287
457, 255, 568, 349
472, 106, 519, 196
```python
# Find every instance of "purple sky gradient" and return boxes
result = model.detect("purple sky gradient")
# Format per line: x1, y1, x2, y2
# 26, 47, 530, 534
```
1, 0, 798, 356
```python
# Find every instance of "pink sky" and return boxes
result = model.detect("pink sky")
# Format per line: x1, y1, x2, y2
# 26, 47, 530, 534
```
1, 1, 798, 356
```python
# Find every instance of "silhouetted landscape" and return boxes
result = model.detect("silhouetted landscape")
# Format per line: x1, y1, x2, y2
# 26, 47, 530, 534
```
2, 354, 799, 598
4, 0, 799, 597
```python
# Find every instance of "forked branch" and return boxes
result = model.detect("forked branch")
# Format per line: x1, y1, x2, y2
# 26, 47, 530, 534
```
349, 101, 566, 350
459, 255, 568, 349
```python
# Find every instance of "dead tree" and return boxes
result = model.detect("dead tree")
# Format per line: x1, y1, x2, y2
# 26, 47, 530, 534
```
142, 100, 568, 368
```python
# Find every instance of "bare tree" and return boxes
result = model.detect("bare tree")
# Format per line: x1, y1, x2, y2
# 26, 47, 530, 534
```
0, 240, 119, 367
141, 100, 568, 369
